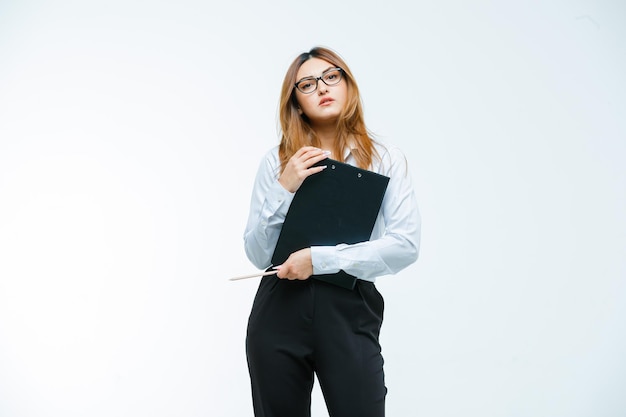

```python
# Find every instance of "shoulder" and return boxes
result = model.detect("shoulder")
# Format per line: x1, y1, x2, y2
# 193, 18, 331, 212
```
261, 145, 280, 162
371, 139, 409, 175
257, 145, 281, 179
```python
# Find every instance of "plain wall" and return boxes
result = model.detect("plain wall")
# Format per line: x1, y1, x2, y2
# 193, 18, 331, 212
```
1, 1, 624, 416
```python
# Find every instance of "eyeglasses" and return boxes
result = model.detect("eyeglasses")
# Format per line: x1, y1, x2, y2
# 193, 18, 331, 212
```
294, 67, 344, 94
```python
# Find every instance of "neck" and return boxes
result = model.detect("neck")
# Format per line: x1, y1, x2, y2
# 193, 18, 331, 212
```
312, 123, 338, 151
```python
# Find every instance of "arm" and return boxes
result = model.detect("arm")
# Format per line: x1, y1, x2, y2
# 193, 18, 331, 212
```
243, 152, 293, 269
243, 147, 328, 270
310, 146, 421, 281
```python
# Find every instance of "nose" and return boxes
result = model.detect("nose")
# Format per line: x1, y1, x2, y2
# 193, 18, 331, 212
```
317, 81, 329, 95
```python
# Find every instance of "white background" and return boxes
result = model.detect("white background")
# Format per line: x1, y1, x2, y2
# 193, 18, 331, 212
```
1, 1, 625, 416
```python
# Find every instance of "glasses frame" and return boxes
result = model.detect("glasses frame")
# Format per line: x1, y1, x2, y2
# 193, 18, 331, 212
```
294, 67, 344, 94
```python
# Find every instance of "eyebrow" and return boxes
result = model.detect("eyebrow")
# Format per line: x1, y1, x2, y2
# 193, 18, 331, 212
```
297, 66, 336, 81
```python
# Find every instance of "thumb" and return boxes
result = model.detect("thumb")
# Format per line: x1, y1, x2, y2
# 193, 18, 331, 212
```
274, 264, 287, 279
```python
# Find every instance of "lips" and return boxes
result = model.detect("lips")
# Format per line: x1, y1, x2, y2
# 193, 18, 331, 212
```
319, 97, 334, 106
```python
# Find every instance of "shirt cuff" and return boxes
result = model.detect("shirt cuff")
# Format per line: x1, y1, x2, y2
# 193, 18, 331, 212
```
311, 246, 341, 275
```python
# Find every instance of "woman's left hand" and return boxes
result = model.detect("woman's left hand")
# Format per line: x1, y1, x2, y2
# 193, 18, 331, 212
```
275, 248, 313, 280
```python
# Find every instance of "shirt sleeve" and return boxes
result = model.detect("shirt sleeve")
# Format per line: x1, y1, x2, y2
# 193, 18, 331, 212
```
310, 146, 421, 281
243, 149, 294, 269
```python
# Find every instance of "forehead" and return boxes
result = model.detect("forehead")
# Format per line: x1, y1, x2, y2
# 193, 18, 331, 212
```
296, 57, 335, 79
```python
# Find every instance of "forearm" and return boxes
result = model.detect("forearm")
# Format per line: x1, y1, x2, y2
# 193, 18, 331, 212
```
311, 227, 420, 281
244, 180, 293, 268
310, 144, 421, 281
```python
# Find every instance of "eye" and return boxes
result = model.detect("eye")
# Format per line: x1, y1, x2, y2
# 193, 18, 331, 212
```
297, 78, 315, 92
323, 69, 341, 83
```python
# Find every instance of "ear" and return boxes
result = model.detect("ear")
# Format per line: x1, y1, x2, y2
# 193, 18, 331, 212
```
297, 107, 303, 115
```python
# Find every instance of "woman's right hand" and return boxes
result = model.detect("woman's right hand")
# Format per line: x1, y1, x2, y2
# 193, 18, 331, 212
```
278, 147, 329, 193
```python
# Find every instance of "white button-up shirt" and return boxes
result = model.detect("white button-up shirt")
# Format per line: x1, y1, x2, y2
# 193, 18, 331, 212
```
243, 141, 421, 282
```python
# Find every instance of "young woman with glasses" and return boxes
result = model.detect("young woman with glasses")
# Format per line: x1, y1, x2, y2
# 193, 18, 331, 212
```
243, 46, 421, 417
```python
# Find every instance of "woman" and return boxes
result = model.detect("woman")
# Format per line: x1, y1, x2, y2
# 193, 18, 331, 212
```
243, 46, 421, 417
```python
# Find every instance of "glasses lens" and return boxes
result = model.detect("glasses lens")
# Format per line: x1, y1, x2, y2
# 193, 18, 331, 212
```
322, 69, 342, 86
296, 78, 317, 94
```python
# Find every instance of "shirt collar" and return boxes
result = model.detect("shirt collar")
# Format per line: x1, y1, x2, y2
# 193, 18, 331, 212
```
342, 138, 357, 160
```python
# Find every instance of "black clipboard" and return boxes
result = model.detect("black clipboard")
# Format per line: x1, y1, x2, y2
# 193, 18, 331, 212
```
271, 158, 390, 290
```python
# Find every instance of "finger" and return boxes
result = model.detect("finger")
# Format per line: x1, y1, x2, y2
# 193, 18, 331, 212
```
275, 265, 288, 279
299, 148, 329, 163
309, 151, 331, 165
301, 152, 330, 171
294, 146, 322, 159
303, 164, 327, 178
304, 148, 329, 159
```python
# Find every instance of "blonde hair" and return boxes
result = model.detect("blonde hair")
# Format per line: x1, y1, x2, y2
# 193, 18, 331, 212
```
278, 46, 377, 172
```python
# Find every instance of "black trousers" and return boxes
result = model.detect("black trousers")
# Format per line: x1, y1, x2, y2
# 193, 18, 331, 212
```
246, 276, 386, 417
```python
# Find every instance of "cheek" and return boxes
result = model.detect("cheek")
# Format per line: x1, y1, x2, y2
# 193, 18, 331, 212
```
295, 95, 306, 109
296, 96, 315, 114
338, 85, 349, 103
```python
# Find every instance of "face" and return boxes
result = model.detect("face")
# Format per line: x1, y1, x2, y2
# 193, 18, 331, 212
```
294, 57, 348, 126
